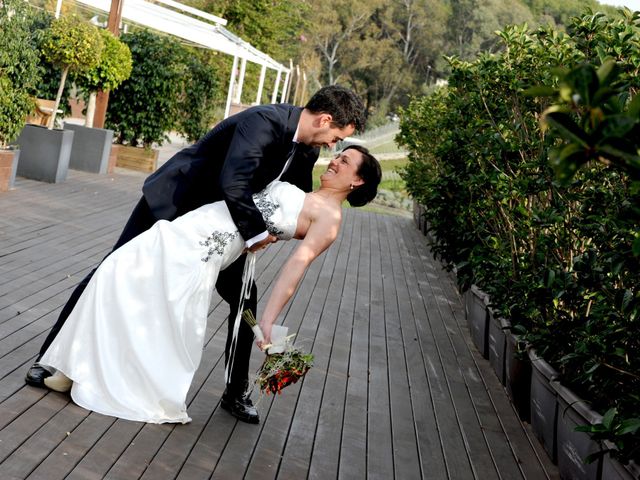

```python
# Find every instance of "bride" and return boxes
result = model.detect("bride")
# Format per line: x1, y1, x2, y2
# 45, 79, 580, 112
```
39, 145, 381, 424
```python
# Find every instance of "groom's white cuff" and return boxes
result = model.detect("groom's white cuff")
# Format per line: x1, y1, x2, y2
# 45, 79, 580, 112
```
245, 231, 269, 248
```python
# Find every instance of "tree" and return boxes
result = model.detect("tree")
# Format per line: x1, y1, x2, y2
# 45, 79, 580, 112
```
75, 29, 132, 127
106, 29, 186, 147
0, 0, 42, 146
42, 14, 102, 129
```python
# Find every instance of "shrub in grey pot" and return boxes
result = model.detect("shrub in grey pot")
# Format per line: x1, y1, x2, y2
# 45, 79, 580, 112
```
505, 330, 531, 422
552, 381, 603, 480
528, 348, 560, 463
465, 285, 489, 358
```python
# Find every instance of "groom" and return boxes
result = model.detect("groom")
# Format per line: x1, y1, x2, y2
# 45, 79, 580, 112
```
26, 85, 365, 424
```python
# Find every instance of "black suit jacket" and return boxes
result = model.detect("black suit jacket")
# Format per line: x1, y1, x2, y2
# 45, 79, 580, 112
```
142, 103, 319, 241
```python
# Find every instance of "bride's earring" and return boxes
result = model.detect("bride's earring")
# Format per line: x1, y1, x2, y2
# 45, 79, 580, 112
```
350, 184, 354, 190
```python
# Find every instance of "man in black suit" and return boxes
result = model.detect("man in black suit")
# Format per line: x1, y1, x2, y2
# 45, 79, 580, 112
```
26, 85, 365, 424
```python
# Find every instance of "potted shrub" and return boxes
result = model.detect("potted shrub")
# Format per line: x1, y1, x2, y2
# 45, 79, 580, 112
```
17, 14, 102, 183
0, 0, 43, 191
106, 29, 186, 172
65, 28, 132, 174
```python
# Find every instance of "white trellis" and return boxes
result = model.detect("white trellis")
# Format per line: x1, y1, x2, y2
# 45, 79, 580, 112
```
56, 0, 290, 118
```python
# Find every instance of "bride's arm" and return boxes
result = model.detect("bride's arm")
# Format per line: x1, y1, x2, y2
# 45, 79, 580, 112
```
258, 213, 340, 347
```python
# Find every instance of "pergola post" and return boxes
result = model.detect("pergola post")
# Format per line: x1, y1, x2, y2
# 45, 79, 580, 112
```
234, 57, 247, 104
224, 55, 239, 118
93, 0, 124, 129
255, 65, 267, 105
280, 70, 290, 103
271, 70, 282, 103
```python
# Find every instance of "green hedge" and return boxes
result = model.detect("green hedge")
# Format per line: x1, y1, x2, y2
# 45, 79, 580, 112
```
398, 9, 639, 464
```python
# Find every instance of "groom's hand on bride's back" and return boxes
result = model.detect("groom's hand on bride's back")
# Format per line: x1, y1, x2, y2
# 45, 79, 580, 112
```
245, 234, 278, 253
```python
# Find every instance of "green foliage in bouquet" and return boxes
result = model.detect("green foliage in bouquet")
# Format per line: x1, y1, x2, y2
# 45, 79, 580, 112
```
242, 309, 314, 395
257, 349, 314, 395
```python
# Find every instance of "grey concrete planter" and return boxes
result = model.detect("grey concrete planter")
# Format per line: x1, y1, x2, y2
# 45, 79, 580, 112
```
602, 445, 640, 480
16, 124, 74, 183
552, 381, 603, 480
529, 348, 559, 463
63, 123, 113, 174
488, 309, 510, 385
465, 285, 489, 358
505, 330, 531, 422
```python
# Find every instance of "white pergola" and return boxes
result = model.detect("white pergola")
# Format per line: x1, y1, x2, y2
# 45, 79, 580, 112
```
57, 0, 292, 118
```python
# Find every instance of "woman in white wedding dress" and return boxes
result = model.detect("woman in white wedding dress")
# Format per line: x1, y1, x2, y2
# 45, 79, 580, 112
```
39, 146, 381, 424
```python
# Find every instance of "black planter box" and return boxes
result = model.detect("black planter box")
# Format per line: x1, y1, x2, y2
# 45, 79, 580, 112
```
505, 331, 531, 422
552, 381, 603, 480
488, 310, 510, 385
529, 348, 559, 463
465, 285, 489, 358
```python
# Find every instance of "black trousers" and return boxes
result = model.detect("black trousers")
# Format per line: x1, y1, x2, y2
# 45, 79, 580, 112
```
37, 197, 256, 394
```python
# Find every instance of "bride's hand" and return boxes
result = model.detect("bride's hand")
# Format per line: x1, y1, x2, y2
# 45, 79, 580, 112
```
257, 321, 272, 351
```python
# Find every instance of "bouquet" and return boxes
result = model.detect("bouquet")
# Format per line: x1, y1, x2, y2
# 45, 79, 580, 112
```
242, 310, 314, 395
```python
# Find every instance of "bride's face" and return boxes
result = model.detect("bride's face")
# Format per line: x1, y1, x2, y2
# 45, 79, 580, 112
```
320, 148, 365, 190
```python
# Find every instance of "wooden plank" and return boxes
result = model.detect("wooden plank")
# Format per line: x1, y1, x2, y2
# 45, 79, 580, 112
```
366, 213, 395, 480
385, 215, 449, 478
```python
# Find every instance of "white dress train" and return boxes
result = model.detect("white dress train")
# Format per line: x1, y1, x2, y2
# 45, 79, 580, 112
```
40, 181, 305, 423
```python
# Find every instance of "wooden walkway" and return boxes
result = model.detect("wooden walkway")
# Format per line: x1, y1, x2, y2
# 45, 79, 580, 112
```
0, 170, 559, 479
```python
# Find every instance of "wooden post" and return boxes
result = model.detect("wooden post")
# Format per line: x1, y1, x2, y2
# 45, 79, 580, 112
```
93, 0, 124, 129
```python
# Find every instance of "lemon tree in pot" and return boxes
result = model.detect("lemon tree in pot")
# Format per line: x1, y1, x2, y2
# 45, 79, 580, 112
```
65, 29, 132, 174
17, 14, 102, 183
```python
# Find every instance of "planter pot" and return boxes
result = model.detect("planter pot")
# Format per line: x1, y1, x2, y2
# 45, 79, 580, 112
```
465, 285, 489, 358
0, 149, 20, 192
552, 381, 603, 480
114, 144, 158, 173
63, 123, 114, 174
16, 124, 74, 183
528, 348, 559, 463
413, 200, 423, 231
602, 448, 640, 480
505, 330, 531, 422
487, 310, 510, 385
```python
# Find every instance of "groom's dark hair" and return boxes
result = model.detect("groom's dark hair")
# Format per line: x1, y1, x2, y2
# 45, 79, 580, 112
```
305, 85, 366, 133
345, 145, 381, 207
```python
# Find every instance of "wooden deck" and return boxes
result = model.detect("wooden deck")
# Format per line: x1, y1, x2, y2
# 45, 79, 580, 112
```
0, 170, 559, 479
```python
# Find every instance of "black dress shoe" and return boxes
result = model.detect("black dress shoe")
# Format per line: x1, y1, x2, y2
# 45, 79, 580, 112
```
220, 389, 260, 424
25, 364, 52, 388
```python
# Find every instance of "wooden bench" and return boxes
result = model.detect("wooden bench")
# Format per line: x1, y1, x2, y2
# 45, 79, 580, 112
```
25, 98, 62, 127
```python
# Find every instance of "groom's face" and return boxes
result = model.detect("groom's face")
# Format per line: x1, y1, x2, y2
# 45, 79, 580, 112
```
305, 114, 355, 150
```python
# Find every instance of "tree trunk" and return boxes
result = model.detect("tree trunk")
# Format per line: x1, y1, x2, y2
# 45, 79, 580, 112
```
48, 66, 69, 130
85, 92, 97, 128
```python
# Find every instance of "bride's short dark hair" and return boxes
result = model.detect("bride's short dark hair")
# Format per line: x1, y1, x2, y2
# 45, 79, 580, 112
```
344, 145, 382, 207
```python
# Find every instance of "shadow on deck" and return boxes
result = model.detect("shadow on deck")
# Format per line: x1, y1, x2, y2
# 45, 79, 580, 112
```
0, 170, 558, 479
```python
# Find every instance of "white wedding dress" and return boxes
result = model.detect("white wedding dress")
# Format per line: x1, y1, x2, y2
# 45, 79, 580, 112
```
40, 181, 306, 424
